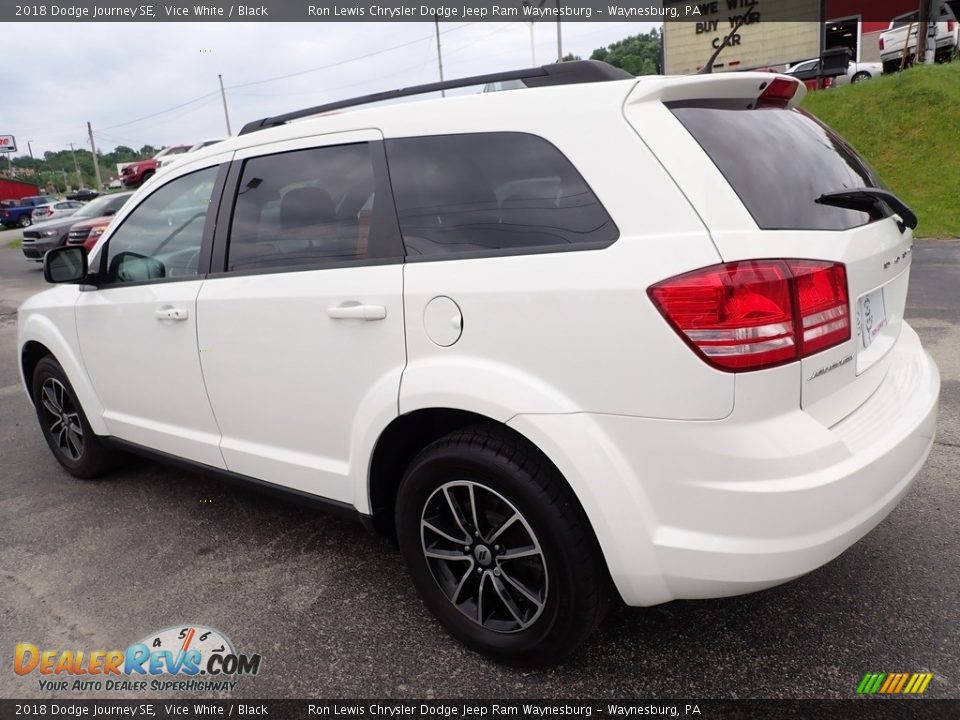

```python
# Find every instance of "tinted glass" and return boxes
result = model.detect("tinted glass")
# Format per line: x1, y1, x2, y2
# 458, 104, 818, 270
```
226, 143, 378, 272
385, 132, 618, 258
103, 166, 217, 284
671, 107, 890, 231
74, 194, 118, 218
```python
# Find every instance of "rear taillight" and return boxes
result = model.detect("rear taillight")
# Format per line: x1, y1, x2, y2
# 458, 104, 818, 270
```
649, 260, 849, 372
790, 260, 849, 355
879, 37, 885, 50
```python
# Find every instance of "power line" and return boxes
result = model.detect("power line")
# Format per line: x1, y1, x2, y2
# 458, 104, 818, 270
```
99, 91, 220, 132
222, 22, 478, 91
79, 23, 492, 140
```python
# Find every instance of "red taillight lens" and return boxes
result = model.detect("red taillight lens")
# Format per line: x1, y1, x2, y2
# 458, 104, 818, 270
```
792, 260, 850, 355
948, 20, 955, 32
757, 77, 800, 108
879, 37, 885, 50
649, 259, 849, 372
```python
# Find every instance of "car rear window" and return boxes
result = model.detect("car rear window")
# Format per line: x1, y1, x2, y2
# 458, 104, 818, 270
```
670, 106, 890, 231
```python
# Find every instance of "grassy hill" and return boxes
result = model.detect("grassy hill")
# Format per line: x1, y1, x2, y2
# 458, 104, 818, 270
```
803, 62, 960, 238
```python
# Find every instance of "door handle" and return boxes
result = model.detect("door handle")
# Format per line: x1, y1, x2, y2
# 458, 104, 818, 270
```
154, 307, 189, 321
328, 303, 387, 321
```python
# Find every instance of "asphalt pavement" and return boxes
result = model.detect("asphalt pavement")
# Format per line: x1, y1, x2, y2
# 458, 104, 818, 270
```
1, 229, 958, 699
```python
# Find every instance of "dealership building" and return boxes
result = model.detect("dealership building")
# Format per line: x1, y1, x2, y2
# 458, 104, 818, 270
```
664, 0, 932, 74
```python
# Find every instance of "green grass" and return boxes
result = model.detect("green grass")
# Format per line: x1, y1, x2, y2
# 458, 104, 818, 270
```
803, 62, 960, 238
6, 238, 21, 249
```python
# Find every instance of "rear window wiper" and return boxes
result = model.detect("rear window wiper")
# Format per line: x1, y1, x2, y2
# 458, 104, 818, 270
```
815, 187, 918, 232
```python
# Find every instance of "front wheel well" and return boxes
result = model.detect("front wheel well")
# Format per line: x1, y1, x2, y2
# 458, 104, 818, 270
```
20, 341, 53, 396
368, 409, 573, 542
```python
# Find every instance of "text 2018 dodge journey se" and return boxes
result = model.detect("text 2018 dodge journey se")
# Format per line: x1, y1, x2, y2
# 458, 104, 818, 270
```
20, 61, 940, 663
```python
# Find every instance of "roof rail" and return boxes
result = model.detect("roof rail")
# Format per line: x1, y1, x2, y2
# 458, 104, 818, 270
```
238, 60, 633, 135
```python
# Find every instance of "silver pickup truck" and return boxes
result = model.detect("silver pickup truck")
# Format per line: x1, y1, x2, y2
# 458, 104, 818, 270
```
879, 1, 960, 73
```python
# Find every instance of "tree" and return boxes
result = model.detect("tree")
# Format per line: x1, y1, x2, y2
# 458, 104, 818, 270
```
3, 142, 159, 191
591, 28, 662, 76
561, 52, 582, 62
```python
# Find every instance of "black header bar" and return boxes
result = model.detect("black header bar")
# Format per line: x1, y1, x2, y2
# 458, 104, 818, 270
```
4, 1, 846, 24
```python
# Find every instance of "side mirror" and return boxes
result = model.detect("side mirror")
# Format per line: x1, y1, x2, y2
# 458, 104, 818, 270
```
43, 246, 88, 284
108, 252, 165, 283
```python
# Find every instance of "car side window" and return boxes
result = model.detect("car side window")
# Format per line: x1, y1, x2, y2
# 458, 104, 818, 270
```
384, 132, 618, 259
225, 143, 379, 272
102, 166, 218, 285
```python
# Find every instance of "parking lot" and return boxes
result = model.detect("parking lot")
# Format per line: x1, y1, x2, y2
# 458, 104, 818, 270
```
1, 230, 958, 699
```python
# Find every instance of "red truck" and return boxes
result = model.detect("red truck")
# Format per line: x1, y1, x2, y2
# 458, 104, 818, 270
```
120, 145, 192, 188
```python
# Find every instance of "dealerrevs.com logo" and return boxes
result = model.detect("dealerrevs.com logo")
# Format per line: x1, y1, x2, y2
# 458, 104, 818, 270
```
14, 625, 262, 693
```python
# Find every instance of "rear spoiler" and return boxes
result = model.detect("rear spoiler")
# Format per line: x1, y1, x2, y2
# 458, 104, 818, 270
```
626, 73, 806, 110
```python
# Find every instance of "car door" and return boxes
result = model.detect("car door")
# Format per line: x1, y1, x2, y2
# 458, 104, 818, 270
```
75, 157, 230, 468
195, 131, 406, 504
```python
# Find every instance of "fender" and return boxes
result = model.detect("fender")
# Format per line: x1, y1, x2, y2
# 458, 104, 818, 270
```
18, 291, 110, 436
399, 357, 581, 422
348, 366, 404, 513
507, 411, 672, 607
395, 357, 671, 605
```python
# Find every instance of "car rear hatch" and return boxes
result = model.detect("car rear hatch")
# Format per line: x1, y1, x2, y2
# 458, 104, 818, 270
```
625, 73, 914, 427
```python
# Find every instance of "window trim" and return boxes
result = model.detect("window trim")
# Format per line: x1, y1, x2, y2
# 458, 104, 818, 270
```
208, 139, 405, 278
382, 130, 620, 264
93, 163, 229, 289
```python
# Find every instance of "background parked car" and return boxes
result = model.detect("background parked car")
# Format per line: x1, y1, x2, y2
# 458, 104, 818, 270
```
156, 138, 227, 173
835, 59, 884, 84
784, 58, 835, 90
66, 189, 101, 201
121, 145, 192, 188
21, 192, 132, 262
31, 200, 84, 224
66, 191, 135, 254
1, 195, 60, 228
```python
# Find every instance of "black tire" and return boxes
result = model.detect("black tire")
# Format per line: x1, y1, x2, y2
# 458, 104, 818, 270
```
18, 215, 31, 228
32, 356, 116, 479
851, 71, 871, 84
396, 425, 610, 664
882, 59, 907, 74
140, 170, 154, 185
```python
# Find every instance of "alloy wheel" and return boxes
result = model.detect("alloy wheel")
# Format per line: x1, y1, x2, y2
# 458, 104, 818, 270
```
39, 378, 84, 461
420, 480, 548, 633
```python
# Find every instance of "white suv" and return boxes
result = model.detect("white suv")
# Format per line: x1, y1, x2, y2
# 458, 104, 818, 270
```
19, 61, 940, 663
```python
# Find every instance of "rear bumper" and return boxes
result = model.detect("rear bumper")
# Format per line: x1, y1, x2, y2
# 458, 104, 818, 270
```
509, 323, 939, 606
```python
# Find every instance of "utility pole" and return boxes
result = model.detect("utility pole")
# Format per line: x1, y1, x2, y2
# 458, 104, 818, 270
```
68, 143, 82, 189
917, 0, 930, 63
61, 169, 69, 193
218, 74, 233, 135
528, 22, 536, 65
27, 140, 34, 160
434, 14, 446, 97
923, 0, 937, 64
555, 0, 563, 61
87, 123, 103, 190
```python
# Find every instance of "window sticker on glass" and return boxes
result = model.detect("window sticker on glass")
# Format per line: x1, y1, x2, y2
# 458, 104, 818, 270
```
857, 287, 888, 350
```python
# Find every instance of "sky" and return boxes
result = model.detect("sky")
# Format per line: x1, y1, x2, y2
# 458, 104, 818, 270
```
6, 21, 656, 160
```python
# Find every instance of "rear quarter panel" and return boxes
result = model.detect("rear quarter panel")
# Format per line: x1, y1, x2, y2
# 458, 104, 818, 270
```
389, 82, 733, 420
